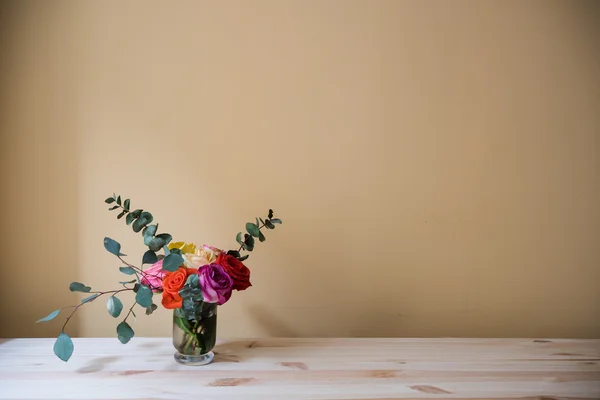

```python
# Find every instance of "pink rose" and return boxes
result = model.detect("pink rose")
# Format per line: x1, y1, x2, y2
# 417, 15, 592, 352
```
141, 260, 168, 292
198, 263, 233, 305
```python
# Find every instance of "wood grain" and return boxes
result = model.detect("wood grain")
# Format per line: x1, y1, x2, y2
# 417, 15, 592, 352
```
0, 338, 599, 399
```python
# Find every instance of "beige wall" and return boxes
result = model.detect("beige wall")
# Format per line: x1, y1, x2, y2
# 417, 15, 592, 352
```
1, 1, 598, 339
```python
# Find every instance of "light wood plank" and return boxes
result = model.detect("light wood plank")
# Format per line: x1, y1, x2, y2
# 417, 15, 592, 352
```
0, 338, 599, 399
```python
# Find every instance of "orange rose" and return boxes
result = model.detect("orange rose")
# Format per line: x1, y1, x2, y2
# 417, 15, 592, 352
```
161, 267, 198, 309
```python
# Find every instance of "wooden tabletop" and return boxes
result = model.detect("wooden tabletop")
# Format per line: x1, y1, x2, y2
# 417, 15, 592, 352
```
1, 338, 599, 399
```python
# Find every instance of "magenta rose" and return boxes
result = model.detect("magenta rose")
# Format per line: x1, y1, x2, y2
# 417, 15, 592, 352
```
198, 263, 233, 305
141, 260, 168, 292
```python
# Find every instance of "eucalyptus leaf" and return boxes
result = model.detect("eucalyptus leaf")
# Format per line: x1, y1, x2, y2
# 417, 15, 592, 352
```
131, 209, 143, 218
119, 279, 136, 285
140, 211, 153, 224
53, 333, 74, 362
145, 304, 158, 315
119, 266, 136, 275
107, 296, 123, 318
155, 233, 172, 245
246, 223, 260, 238
105, 197, 115, 204
116, 321, 134, 344
245, 235, 255, 251
148, 237, 166, 252
142, 250, 158, 265
126, 213, 135, 225
238, 254, 249, 262
36, 309, 60, 323
268, 209, 274, 219
69, 282, 91, 293
270, 218, 282, 224
116, 196, 121, 206
135, 285, 153, 308
264, 219, 275, 229
259, 231, 266, 242
103, 237, 122, 256
81, 293, 99, 303
108, 205, 119, 211
132, 218, 147, 233
162, 253, 184, 272
142, 224, 158, 238
117, 210, 126, 219
227, 250, 240, 258
236, 232, 243, 244
124, 199, 130, 210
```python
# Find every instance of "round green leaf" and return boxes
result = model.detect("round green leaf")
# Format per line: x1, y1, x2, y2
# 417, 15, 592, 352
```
162, 253, 184, 272
116, 321, 134, 343
37, 309, 60, 323
155, 233, 172, 245
132, 218, 147, 233
142, 250, 158, 265
246, 222, 260, 238
69, 282, 91, 293
142, 224, 158, 238
105, 197, 115, 204
119, 266, 136, 275
53, 333, 74, 362
103, 237, 122, 256
270, 218, 282, 224
148, 237, 166, 252
125, 213, 135, 225
107, 296, 123, 318
135, 285, 153, 308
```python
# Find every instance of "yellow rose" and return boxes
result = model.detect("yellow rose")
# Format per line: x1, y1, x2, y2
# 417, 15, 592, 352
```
168, 241, 196, 254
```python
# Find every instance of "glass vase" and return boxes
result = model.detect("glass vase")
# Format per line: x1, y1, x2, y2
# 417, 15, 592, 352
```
172, 303, 217, 365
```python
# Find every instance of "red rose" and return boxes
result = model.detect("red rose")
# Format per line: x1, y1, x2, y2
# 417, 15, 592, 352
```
216, 253, 251, 291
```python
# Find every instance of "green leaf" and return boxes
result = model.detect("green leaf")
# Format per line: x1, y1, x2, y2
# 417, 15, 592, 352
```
116, 321, 134, 344
259, 231, 266, 242
133, 283, 141, 292
81, 293, 99, 303
69, 282, 91, 293
163, 245, 171, 256
131, 209, 143, 218
236, 232, 243, 244
145, 304, 158, 315
162, 253, 184, 272
119, 279, 136, 285
264, 219, 275, 229
117, 210, 126, 219
155, 233, 172, 245
227, 250, 240, 258
107, 296, 123, 318
53, 333, 74, 362
142, 250, 158, 265
105, 197, 115, 204
259, 217, 265, 225
124, 199, 130, 210
239, 254, 249, 262
270, 218, 282, 224
246, 222, 260, 238
268, 209, 274, 219
116, 196, 122, 206
126, 213, 135, 225
148, 237, 166, 252
244, 235, 255, 251
140, 211, 153, 224
256, 217, 261, 227
119, 266, 136, 275
142, 224, 158, 238
109, 205, 119, 211
132, 218, 147, 233
135, 285, 153, 308
36, 309, 60, 323
103, 237, 122, 256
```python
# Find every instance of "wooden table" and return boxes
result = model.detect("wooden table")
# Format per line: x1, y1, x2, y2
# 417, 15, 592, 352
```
1, 338, 599, 399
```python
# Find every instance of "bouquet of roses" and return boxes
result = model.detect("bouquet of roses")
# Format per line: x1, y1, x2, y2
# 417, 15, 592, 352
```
38, 194, 282, 363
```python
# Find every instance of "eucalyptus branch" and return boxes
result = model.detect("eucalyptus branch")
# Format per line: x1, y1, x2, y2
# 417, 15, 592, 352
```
60, 288, 134, 333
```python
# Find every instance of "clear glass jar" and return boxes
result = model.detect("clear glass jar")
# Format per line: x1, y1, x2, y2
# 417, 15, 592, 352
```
172, 302, 217, 365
